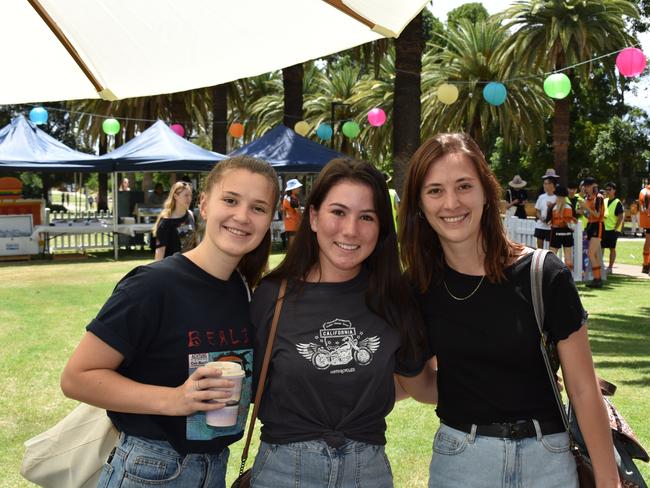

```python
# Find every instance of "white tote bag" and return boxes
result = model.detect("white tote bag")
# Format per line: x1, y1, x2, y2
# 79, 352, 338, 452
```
21, 403, 118, 488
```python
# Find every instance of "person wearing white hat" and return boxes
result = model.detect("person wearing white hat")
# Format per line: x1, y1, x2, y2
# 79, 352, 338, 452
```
505, 175, 527, 219
283, 178, 303, 247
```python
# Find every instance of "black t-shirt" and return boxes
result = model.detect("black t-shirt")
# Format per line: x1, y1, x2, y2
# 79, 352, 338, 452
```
155, 211, 195, 257
251, 270, 425, 446
506, 188, 528, 219
418, 252, 585, 426
87, 254, 253, 455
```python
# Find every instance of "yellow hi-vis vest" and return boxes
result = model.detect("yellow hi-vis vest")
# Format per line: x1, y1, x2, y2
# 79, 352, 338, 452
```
604, 197, 623, 232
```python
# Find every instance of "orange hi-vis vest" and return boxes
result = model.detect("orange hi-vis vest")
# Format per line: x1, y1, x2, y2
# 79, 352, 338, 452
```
551, 205, 576, 228
586, 193, 605, 223
640, 186, 650, 228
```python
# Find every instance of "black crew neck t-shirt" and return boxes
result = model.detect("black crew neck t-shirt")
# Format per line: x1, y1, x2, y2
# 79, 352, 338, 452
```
418, 252, 586, 426
251, 270, 426, 446
87, 254, 252, 455
155, 211, 195, 257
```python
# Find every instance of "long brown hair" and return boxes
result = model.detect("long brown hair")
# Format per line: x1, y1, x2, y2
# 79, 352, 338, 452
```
268, 157, 425, 362
399, 133, 523, 292
201, 156, 279, 287
152, 181, 193, 237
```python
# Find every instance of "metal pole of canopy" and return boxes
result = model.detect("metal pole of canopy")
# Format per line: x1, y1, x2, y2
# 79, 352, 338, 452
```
112, 171, 118, 260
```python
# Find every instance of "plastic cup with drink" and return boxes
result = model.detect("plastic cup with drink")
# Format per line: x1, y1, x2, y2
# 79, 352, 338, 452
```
204, 361, 245, 427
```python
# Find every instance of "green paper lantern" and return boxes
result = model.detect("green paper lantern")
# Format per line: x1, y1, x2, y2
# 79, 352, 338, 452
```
102, 118, 120, 136
543, 73, 571, 99
342, 121, 360, 139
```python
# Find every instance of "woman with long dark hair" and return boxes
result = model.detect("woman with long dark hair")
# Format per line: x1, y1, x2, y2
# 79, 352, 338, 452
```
249, 158, 435, 487
399, 133, 620, 487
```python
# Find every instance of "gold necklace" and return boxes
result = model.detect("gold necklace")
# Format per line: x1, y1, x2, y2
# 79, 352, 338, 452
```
443, 275, 485, 301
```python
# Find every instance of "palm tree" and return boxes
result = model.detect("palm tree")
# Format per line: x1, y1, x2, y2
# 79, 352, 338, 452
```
501, 0, 638, 185
421, 19, 551, 151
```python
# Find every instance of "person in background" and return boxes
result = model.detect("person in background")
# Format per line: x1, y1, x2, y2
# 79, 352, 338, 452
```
399, 132, 620, 488
119, 177, 131, 192
602, 183, 625, 274
148, 182, 167, 206
639, 183, 650, 274
505, 175, 528, 219
384, 171, 400, 231
282, 178, 303, 248
548, 185, 577, 270
582, 177, 606, 288
152, 181, 195, 260
567, 182, 586, 228
629, 199, 640, 238
60, 156, 280, 488
534, 170, 559, 249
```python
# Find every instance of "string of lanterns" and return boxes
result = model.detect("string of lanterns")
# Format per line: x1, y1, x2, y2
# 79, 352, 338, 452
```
27, 46, 647, 141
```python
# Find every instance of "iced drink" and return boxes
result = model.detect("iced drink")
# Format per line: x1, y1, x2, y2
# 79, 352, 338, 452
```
204, 361, 245, 427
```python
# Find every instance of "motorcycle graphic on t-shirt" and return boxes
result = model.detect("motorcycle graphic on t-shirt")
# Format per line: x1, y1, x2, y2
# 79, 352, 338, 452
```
296, 318, 380, 371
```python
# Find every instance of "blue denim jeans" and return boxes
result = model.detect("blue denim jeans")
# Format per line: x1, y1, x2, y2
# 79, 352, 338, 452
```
428, 422, 578, 488
97, 433, 229, 488
251, 439, 393, 488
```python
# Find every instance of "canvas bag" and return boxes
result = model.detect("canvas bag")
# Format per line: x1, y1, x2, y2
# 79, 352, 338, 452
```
21, 402, 118, 488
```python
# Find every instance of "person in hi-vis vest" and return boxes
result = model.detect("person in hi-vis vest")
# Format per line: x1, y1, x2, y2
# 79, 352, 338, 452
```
602, 183, 625, 274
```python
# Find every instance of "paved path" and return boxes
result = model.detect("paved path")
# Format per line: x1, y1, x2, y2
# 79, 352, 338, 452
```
608, 263, 649, 280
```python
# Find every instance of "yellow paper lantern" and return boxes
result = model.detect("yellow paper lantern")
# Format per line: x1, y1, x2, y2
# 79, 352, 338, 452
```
437, 83, 459, 105
294, 121, 310, 136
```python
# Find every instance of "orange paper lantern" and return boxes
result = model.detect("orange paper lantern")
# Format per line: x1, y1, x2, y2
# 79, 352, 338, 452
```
229, 122, 244, 138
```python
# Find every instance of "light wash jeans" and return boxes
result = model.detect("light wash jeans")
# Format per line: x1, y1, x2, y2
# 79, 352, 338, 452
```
428, 422, 578, 488
97, 433, 229, 488
251, 439, 393, 488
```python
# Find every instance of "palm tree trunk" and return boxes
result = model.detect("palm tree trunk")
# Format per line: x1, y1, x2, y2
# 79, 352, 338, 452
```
211, 84, 228, 154
282, 63, 304, 129
553, 98, 569, 186
392, 13, 423, 195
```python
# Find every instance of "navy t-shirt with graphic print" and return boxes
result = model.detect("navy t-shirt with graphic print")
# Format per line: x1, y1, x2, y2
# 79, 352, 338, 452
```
87, 254, 253, 455
251, 269, 426, 446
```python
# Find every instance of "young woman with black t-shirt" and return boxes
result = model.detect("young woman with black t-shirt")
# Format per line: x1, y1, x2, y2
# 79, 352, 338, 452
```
153, 180, 196, 260
249, 158, 436, 487
399, 133, 620, 488
60, 156, 279, 488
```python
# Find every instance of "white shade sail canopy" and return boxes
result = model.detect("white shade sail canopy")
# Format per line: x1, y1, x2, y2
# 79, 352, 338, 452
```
1, 0, 427, 104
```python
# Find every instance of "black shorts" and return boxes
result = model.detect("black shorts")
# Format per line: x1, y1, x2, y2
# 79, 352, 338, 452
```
534, 228, 551, 241
601, 230, 619, 249
550, 229, 574, 249
586, 222, 604, 240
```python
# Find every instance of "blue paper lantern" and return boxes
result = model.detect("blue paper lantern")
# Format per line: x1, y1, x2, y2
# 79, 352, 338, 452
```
316, 123, 333, 141
483, 82, 507, 106
29, 107, 48, 125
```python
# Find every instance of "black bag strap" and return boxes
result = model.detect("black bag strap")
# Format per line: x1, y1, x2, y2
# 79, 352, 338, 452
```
530, 249, 574, 437
237, 279, 287, 476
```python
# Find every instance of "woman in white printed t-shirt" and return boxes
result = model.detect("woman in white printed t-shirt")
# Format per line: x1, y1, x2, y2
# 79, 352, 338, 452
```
534, 169, 559, 249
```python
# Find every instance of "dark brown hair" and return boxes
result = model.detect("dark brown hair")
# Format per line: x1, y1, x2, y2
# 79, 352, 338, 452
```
268, 157, 425, 361
399, 133, 523, 292
202, 155, 279, 287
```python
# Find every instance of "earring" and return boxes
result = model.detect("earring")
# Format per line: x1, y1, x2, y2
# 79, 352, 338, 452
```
417, 209, 424, 219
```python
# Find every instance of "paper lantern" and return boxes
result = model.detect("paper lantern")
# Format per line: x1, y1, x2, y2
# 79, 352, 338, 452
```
342, 121, 360, 139
316, 123, 333, 141
483, 82, 507, 106
367, 108, 386, 127
294, 121, 310, 136
437, 84, 459, 105
616, 47, 647, 77
102, 118, 120, 136
170, 124, 185, 137
543, 73, 572, 99
29, 107, 48, 125
229, 122, 244, 138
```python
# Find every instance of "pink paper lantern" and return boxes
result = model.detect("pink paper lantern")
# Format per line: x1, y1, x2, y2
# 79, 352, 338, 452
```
616, 48, 647, 77
170, 124, 185, 137
367, 108, 387, 127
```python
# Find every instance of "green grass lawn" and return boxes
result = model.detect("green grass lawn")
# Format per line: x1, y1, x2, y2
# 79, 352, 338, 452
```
1, 252, 648, 486
608, 239, 648, 266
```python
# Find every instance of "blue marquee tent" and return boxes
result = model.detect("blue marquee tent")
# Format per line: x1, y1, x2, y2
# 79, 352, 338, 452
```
102, 120, 225, 171
230, 125, 342, 172
0, 115, 110, 172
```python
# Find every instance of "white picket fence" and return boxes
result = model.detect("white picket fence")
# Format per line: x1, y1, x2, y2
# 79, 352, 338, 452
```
504, 216, 585, 282
44, 209, 115, 252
